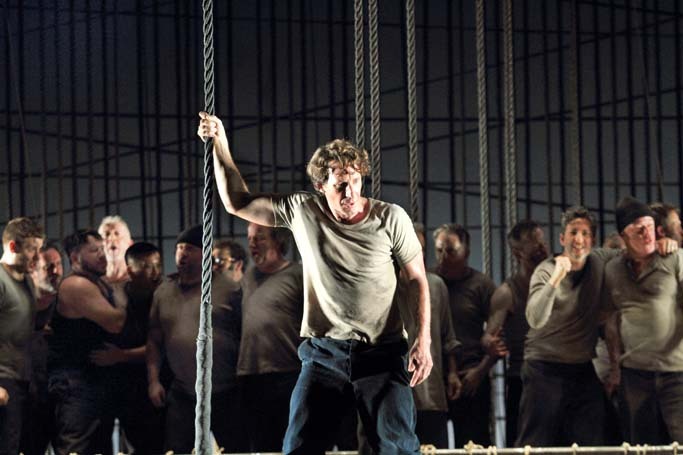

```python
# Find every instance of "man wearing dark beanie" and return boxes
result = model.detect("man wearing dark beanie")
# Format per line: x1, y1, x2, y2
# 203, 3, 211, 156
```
604, 196, 683, 444
146, 225, 245, 452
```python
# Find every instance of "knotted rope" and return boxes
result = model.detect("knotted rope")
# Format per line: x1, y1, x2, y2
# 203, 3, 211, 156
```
405, 0, 419, 221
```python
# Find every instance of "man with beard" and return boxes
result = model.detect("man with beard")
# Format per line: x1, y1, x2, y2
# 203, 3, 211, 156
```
604, 197, 683, 444
649, 202, 683, 246
199, 113, 431, 455
98, 215, 134, 284
433, 223, 496, 447
482, 219, 549, 446
238, 222, 303, 452
47, 229, 127, 455
89, 242, 165, 454
22, 241, 64, 455
0, 217, 44, 455
213, 239, 248, 284
146, 225, 243, 453
516, 207, 620, 446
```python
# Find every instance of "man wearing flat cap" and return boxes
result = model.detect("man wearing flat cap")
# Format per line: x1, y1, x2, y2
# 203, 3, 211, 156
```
604, 196, 683, 444
146, 225, 244, 452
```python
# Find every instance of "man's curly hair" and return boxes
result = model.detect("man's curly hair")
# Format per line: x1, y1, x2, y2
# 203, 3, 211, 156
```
306, 139, 371, 188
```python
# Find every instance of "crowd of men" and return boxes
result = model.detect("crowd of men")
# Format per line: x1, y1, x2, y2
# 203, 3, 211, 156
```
2, 115, 683, 453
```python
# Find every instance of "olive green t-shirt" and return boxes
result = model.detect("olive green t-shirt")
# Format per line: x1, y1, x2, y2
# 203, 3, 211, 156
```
437, 267, 495, 370
272, 192, 422, 344
604, 250, 683, 371
237, 263, 304, 376
0, 264, 37, 381
148, 272, 241, 394
398, 271, 460, 411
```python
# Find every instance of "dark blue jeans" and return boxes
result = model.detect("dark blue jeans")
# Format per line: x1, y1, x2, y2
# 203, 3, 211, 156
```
516, 360, 605, 447
283, 337, 420, 455
619, 367, 683, 444
240, 371, 299, 452
48, 369, 116, 455
0, 378, 28, 455
164, 382, 245, 453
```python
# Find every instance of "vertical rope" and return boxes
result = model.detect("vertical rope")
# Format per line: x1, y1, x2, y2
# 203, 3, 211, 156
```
475, 0, 490, 279
368, 0, 381, 199
406, 0, 418, 221
195, 0, 215, 452
102, 0, 110, 215
86, 0, 94, 226
39, 0, 47, 226
480, 1, 505, 446
503, 0, 517, 273
55, 0, 64, 238
354, 0, 365, 151
569, 0, 582, 205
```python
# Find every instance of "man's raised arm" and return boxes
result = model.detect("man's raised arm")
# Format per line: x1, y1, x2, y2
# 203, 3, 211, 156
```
197, 112, 276, 226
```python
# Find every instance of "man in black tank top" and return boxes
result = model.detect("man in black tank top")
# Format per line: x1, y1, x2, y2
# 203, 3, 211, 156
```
47, 229, 127, 455
482, 220, 549, 446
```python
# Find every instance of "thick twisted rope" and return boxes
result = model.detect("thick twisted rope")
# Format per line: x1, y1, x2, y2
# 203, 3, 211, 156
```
503, 0, 517, 275
195, 0, 215, 453
354, 0, 365, 151
368, 0, 381, 199
406, 0, 418, 221
476, 0, 491, 278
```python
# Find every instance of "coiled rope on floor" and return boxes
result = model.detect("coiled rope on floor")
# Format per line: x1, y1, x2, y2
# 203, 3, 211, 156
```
196, 0, 215, 452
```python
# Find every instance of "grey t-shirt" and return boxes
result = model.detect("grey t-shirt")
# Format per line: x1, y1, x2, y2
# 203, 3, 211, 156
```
149, 272, 241, 394
438, 268, 495, 369
604, 250, 683, 371
525, 249, 617, 364
398, 271, 460, 412
0, 264, 37, 381
237, 263, 304, 376
272, 192, 422, 344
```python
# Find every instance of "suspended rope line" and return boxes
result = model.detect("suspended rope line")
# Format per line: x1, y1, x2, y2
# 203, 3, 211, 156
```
86, 0, 95, 227
354, 0, 365, 151
368, 0, 381, 199
479, 1, 505, 447
405, 0, 418, 222
569, 0, 582, 205
5, 11, 39, 219
39, 0, 47, 226
195, 0, 215, 452
503, 0, 517, 246
54, 0, 64, 238
635, 14, 664, 201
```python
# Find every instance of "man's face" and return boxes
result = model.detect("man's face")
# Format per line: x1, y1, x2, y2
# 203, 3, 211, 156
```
434, 232, 468, 268
76, 236, 107, 276
31, 254, 50, 291
663, 210, 683, 246
516, 227, 549, 268
317, 163, 364, 219
559, 218, 593, 265
622, 216, 656, 259
247, 223, 281, 270
42, 247, 64, 284
212, 247, 241, 281
128, 252, 162, 290
11, 237, 43, 275
99, 222, 132, 264
175, 242, 202, 282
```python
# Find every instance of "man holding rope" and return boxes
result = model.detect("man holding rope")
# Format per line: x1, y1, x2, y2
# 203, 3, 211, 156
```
198, 112, 432, 454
